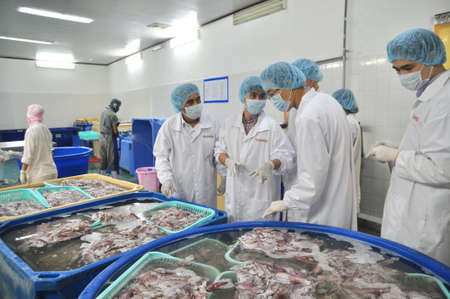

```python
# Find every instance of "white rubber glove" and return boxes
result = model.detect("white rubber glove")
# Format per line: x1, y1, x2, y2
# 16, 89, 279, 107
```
367, 145, 399, 163
249, 161, 274, 184
161, 180, 175, 198
263, 200, 288, 218
20, 170, 28, 185
217, 176, 226, 195
224, 158, 240, 177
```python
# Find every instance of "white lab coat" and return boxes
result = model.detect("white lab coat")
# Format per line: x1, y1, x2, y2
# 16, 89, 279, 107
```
283, 108, 298, 191
215, 111, 295, 222
284, 90, 357, 230
153, 111, 219, 208
21, 122, 57, 183
347, 114, 362, 212
381, 70, 450, 266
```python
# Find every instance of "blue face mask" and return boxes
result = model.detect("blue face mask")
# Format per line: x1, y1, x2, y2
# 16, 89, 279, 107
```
399, 65, 433, 91
272, 93, 291, 112
246, 99, 266, 115
183, 103, 203, 120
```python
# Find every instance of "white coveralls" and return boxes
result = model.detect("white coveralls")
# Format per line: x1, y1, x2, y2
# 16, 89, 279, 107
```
381, 70, 450, 266
282, 107, 298, 191
347, 114, 362, 212
284, 90, 357, 230
215, 112, 295, 222
21, 122, 57, 183
153, 111, 219, 208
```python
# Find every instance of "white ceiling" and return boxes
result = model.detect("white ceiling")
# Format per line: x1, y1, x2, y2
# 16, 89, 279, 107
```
0, 0, 264, 65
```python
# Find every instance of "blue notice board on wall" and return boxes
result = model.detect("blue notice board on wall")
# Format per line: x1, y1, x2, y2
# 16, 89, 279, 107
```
203, 76, 229, 103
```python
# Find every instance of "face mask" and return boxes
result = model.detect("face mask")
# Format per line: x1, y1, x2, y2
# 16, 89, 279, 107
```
399, 65, 433, 91
271, 91, 291, 112
246, 99, 266, 115
183, 103, 203, 120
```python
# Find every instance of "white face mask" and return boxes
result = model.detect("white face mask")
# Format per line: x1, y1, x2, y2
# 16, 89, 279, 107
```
183, 103, 203, 120
399, 65, 433, 91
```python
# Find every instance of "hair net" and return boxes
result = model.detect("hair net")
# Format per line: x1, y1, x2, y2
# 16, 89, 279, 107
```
387, 28, 447, 66
332, 88, 358, 113
26, 104, 44, 123
292, 59, 323, 82
239, 76, 266, 102
109, 98, 122, 112
170, 83, 200, 113
261, 62, 306, 90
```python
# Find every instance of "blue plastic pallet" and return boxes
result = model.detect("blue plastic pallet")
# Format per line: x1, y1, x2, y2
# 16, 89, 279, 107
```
0, 191, 227, 299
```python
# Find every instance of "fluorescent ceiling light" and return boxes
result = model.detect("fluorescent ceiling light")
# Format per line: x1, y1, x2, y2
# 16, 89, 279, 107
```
18, 7, 93, 24
233, 0, 286, 25
36, 60, 75, 69
36, 52, 74, 62
0, 35, 53, 45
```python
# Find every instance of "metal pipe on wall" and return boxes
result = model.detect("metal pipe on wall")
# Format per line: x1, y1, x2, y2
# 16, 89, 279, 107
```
342, 0, 348, 88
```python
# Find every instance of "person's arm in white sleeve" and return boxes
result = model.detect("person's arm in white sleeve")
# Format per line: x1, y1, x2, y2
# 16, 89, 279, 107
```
213, 122, 227, 176
153, 124, 175, 185
394, 115, 450, 187
269, 123, 296, 175
284, 117, 330, 212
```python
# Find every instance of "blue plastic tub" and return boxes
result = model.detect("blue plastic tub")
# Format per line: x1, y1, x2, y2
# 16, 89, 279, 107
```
53, 147, 92, 178
131, 118, 166, 177
119, 137, 134, 174
0, 191, 227, 299
80, 222, 450, 299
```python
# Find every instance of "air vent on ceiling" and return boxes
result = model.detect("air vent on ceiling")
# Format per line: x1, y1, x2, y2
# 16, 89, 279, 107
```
147, 22, 171, 30
233, 0, 286, 25
434, 11, 450, 25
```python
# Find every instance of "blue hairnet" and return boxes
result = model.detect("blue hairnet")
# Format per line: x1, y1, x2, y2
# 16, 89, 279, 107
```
332, 88, 358, 113
292, 59, 323, 82
239, 76, 266, 102
170, 83, 199, 113
260, 62, 306, 90
387, 28, 447, 66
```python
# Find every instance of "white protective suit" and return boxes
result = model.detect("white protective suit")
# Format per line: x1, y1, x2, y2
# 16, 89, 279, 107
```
215, 111, 295, 222
153, 111, 219, 208
21, 122, 57, 183
347, 114, 362, 212
381, 70, 450, 266
284, 90, 357, 230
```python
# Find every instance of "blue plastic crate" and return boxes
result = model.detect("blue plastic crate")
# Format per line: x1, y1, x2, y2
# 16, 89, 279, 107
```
75, 122, 93, 132
131, 118, 166, 177
49, 127, 80, 147
119, 137, 134, 174
0, 191, 227, 299
0, 129, 26, 142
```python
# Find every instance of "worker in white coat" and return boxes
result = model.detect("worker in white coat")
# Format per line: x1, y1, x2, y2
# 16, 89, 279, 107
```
332, 88, 362, 213
283, 59, 324, 191
20, 104, 57, 184
153, 83, 219, 208
262, 62, 357, 230
215, 76, 295, 222
367, 28, 450, 266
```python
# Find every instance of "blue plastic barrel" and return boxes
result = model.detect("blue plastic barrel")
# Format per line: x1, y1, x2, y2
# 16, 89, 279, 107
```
79, 222, 450, 299
53, 147, 92, 178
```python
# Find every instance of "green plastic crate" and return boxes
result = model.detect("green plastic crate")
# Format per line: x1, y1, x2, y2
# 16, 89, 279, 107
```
143, 200, 216, 234
0, 189, 50, 219
224, 242, 244, 265
170, 238, 231, 272
214, 271, 237, 283
34, 186, 93, 207
97, 251, 220, 299
78, 131, 99, 141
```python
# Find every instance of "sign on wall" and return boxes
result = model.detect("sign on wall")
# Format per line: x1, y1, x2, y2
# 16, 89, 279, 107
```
203, 76, 229, 103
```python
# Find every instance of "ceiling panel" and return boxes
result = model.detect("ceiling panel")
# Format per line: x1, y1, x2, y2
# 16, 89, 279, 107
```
0, 0, 264, 64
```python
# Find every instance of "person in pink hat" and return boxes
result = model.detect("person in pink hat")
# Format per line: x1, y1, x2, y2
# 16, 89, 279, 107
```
20, 104, 57, 184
